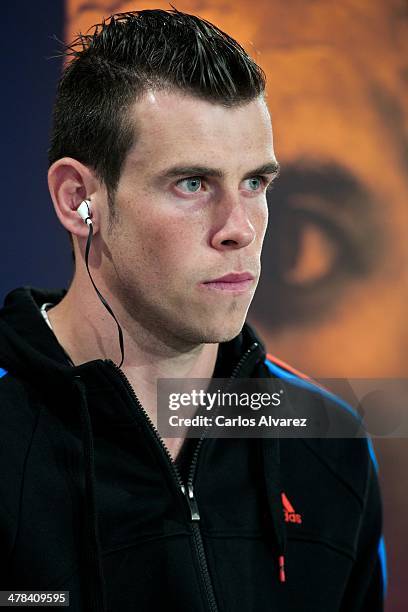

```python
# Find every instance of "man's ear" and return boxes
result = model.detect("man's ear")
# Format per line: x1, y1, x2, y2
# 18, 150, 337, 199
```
47, 158, 101, 238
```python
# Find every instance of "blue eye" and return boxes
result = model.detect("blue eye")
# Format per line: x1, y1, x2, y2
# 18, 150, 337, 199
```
177, 177, 202, 193
246, 177, 263, 191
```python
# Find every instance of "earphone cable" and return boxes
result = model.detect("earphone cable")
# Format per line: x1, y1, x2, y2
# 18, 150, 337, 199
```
84, 221, 125, 368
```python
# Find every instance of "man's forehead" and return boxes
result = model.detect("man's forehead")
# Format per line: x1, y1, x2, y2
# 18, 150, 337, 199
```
127, 89, 272, 141
124, 90, 274, 173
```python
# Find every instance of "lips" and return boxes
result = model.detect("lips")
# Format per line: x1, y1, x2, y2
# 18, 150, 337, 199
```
200, 272, 255, 293
206, 272, 254, 283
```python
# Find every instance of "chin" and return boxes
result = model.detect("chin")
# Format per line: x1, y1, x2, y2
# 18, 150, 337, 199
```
196, 320, 245, 344
173, 306, 248, 346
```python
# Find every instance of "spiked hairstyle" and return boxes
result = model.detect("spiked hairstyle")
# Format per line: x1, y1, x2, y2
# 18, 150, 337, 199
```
48, 8, 266, 210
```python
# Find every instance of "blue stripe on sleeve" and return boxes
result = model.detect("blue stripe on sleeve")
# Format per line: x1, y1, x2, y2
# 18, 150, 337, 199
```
0, 367, 8, 379
378, 535, 387, 595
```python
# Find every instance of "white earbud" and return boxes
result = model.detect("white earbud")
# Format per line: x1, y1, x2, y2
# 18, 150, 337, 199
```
77, 200, 92, 226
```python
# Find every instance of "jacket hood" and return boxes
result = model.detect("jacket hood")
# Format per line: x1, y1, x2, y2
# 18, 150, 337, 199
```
0, 287, 78, 390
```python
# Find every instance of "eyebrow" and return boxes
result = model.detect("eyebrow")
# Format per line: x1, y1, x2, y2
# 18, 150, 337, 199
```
158, 160, 281, 181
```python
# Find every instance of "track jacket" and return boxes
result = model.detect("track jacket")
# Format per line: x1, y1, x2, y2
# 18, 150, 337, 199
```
0, 287, 385, 611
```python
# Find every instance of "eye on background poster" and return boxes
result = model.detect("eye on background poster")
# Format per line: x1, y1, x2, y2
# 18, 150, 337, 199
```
2, 1, 407, 609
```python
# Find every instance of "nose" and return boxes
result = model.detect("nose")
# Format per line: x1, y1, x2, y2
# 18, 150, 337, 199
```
210, 199, 257, 251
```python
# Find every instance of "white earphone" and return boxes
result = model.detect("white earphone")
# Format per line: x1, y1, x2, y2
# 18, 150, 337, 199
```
77, 200, 93, 226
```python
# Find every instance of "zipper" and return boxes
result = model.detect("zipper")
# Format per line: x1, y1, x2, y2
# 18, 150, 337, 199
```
186, 342, 259, 487
105, 341, 259, 612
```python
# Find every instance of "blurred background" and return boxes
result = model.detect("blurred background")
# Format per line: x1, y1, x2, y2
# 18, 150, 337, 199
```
2, 1, 407, 608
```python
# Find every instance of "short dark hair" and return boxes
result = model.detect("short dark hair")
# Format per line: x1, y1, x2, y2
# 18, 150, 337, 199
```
48, 7, 266, 210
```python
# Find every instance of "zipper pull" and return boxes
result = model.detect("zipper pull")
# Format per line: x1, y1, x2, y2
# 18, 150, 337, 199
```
181, 484, 201, 521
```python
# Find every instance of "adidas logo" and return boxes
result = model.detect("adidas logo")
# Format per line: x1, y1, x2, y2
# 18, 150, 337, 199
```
281, 492, 302, 525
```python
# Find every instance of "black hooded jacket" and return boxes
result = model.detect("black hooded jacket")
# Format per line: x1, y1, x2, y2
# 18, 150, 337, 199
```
0, 287, 385, 611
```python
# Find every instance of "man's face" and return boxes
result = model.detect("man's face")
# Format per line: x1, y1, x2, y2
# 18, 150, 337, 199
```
99, 91, 276, 347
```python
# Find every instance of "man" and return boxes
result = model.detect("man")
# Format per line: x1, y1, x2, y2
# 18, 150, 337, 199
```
0, 9, 384, 611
